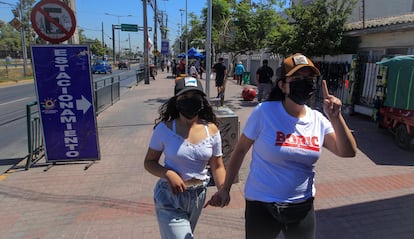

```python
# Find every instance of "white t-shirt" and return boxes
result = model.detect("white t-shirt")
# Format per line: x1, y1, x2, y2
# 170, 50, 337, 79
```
149, 120, 222, 181
243, 101, 334, 203
190, 65, 198, 76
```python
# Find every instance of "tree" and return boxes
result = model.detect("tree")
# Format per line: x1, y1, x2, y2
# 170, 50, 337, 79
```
275, 0, 358, 56
0, 22, 21, 57
78, 29, 107, 57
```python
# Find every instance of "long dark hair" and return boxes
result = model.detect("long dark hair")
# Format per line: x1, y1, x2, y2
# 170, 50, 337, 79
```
154, 92, 218, 128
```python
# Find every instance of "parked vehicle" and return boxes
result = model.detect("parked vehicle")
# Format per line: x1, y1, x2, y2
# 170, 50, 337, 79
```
377, 55, 414, 149
118, 58, 130, 70
92, 60, 112, 74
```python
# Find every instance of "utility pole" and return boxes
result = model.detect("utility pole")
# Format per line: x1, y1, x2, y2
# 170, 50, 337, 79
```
179, 9, 184, 53
0, 1, 27, 76
128, 33, 131, 55
206, 0, 212, 98
154, 0, 158, 68
101, 22, 105, 48
112, 24, 116, 65
185, 0, 188, 76
143, 0, 150, 84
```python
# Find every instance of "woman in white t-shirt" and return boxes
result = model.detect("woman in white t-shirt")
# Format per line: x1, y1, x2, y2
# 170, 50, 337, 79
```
205, 53, 357, 239
144, 77, 226, 239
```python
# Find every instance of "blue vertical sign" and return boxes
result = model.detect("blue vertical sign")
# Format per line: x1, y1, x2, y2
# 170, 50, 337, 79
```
31, 45, 100, 162
161, 39, 169, 55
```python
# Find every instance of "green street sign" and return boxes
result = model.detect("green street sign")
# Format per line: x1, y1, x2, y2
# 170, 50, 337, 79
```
121, 24, 138, 32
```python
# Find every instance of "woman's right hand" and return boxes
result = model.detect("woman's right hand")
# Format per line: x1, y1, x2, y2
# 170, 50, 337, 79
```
204, 188, 231, 208
165, 170, 186, 194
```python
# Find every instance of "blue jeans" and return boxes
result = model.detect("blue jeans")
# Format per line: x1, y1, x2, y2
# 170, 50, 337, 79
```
154, 179, 207, 239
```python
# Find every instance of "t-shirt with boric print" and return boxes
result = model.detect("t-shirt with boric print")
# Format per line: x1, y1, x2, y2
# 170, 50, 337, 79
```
242, 101, 334, 203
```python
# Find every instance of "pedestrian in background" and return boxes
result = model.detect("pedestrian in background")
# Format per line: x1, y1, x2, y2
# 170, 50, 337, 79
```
172, 59, 178, 77
256, 59, 274, 102
212, 57, 227, 98
234, 61, 246, 85
199, 60, 205, 79
206, 53, 357, 239
189, 62, 199, 78
144, 77, 226, 239
178, 58, 186, 75
166, 59, 171, 73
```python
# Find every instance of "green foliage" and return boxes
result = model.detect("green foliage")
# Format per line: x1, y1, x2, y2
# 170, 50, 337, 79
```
184, 0, 357, 57
89, 39, 107, 57
0, 22, 21, 53
276, 0, 358, 57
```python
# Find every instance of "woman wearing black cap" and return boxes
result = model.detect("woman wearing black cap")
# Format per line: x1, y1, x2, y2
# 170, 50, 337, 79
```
206, 53, 357, 239
144, 77, 226, 239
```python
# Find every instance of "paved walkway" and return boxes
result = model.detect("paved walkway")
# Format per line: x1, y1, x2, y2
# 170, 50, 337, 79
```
0, 70, 414, 239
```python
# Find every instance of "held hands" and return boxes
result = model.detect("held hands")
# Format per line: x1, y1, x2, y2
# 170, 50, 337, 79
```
204, 189, 231, 208
322, 80, 342, 120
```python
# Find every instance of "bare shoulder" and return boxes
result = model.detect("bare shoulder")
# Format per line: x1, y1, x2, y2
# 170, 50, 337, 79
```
206, 122, 219, 135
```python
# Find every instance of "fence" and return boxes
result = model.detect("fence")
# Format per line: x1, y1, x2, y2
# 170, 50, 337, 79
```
93, 75, 121, 114
24, 77, 121, 169
0, 60, 32, 83
25, 101, 44, 170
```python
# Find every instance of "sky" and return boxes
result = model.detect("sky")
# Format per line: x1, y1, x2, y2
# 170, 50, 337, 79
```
0, 0, 208, 53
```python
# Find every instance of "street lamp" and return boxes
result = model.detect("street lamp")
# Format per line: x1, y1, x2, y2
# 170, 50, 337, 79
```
179, 9, 184, 53
185, 0, 188, 76
0, 1, 27, 76
104, 13, 132, 62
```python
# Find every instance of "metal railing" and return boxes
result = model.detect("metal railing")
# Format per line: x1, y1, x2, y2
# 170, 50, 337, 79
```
24, 75, 122, 169
94, 75, 121, 114
25, 101, 44, 170
136, 68, 145, 84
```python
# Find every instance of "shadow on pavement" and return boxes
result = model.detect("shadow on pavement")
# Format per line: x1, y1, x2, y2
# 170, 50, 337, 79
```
346, 114, 414, 166
0, 158, 24, 174
316, 194, 414, 239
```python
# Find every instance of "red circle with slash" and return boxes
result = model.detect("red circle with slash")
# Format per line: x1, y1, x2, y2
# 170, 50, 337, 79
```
31, 0, 77, 43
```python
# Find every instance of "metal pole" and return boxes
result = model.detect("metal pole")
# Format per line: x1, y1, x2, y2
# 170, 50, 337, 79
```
205, 0, 212, 98
112, 24, 116, 65
19, 2, 27, 76
179, 9, 184, 53
128, 33, 131, 53
143, 0, 150, 84
185, 0, 188, 76
118, 16, 121, 60
154, 0, 158, 68
102, 21, 105, 48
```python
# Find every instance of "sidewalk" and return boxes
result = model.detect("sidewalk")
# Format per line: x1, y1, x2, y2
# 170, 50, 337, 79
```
0, 70, 413, 239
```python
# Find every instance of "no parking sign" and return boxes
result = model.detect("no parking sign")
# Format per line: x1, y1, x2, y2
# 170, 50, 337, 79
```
31, 0, 76, 43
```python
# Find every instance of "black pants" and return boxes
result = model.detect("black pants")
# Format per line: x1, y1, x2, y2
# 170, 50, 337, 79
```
245, 200, 315, 239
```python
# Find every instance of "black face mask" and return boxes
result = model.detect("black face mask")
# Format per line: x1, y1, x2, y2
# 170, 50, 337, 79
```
176, 96, 203, 119
288, 78, 316, 105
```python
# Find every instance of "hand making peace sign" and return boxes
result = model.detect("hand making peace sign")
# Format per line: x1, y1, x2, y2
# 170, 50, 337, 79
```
322, 80, 342, 120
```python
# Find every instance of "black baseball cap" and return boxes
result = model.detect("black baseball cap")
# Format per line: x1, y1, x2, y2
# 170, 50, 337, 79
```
174, 77, 205, 96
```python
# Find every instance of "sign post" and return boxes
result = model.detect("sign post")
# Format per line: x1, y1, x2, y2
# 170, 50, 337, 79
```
31, 45, 100, 164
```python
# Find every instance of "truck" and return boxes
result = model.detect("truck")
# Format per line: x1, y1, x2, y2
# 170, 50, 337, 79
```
376, 55, 414, 149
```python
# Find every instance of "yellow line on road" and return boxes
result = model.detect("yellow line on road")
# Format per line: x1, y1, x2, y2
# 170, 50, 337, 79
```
0, 170, 14, 181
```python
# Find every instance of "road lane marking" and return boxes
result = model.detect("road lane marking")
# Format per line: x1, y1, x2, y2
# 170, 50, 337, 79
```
0, 97, 33, 106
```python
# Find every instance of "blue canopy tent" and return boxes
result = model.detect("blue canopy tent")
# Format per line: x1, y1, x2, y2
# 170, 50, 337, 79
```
177, 47, 205, 59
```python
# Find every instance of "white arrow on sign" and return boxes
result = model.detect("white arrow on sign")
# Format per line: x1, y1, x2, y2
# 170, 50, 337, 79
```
76, 95, 92, 114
